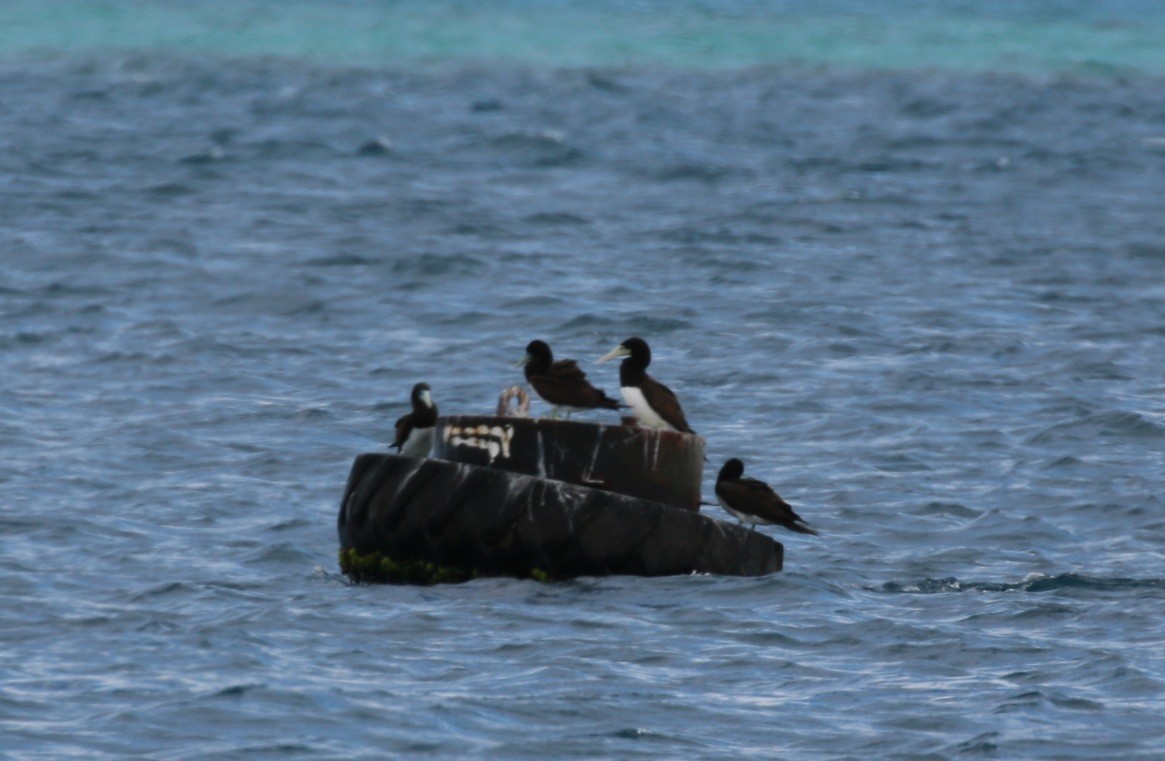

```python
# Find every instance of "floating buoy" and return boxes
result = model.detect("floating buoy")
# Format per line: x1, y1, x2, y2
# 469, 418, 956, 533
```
337, 408, 783, 583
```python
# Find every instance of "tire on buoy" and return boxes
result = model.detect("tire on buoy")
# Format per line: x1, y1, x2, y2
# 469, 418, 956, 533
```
338, 453, 782, 583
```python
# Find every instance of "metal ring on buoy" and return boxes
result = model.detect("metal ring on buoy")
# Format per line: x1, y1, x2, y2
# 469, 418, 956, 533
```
496, 386, 531, 418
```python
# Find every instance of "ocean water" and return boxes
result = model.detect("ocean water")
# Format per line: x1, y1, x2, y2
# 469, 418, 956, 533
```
3, 1, 1165, 758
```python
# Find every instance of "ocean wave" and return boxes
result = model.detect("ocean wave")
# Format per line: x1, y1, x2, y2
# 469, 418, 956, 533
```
1026, 410, 1165, 444
878, 573, 1165, 595
463, 129, 588, 168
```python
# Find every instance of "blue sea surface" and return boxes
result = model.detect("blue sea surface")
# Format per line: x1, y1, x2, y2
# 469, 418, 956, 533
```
2, 1, 1165, 758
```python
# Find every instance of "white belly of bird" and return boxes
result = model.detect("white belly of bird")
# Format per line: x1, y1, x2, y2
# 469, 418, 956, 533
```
399, 426, 434, 457
620, 386, 676, 431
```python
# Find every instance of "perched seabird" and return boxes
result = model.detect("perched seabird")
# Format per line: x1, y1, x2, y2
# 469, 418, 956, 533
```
715, 458, 818, 536
392, 382, 437, 457
596, 337, 694, 433
516, 339, 620, 418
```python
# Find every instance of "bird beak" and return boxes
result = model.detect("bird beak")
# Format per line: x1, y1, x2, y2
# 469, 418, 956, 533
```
420, 389, 433, 408
513, 353, 531, 369
596, 344, 629, 364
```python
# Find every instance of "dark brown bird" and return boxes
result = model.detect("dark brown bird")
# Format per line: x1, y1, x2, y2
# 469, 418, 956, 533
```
715, 458, 818, 536
597, 337, 694, 434
392, 382, 437, 457
516, 340, 620, 419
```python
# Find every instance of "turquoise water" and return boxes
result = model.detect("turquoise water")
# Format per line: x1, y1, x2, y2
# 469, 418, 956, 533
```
3, 0, 1165, 73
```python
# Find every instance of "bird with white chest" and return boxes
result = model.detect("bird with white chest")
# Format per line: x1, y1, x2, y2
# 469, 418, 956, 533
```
597, 337, 694, 434
391, 382, 437, 457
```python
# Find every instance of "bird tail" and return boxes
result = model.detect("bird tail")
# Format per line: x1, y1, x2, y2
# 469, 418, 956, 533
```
600, 395, 622, 410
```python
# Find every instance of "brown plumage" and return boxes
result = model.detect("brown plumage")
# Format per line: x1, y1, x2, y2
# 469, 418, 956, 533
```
714, 458, 818, 536
597, 337, 694, 434
518, 340, 620, 417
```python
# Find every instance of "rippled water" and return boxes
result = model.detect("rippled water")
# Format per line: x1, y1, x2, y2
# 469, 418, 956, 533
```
3, 4, 1165, 757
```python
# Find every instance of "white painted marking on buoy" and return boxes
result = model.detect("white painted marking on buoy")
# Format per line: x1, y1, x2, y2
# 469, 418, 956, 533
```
444, 424, 515, 464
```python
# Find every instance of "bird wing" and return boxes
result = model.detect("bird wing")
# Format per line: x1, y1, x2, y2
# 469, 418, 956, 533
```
549, 359, 589, 383
392, 412, 413, 451
531, 360, 620, 408
737, 477, 793, 509
731, 477, 815, 524
742, 477, 817, 534
642, 375, 694, 433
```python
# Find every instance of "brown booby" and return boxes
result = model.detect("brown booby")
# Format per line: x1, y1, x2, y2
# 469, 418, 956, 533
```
715, 458, 818, 536
516, 340, 620, 418
392, 382, 437, 457
596, 337, 694, 433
